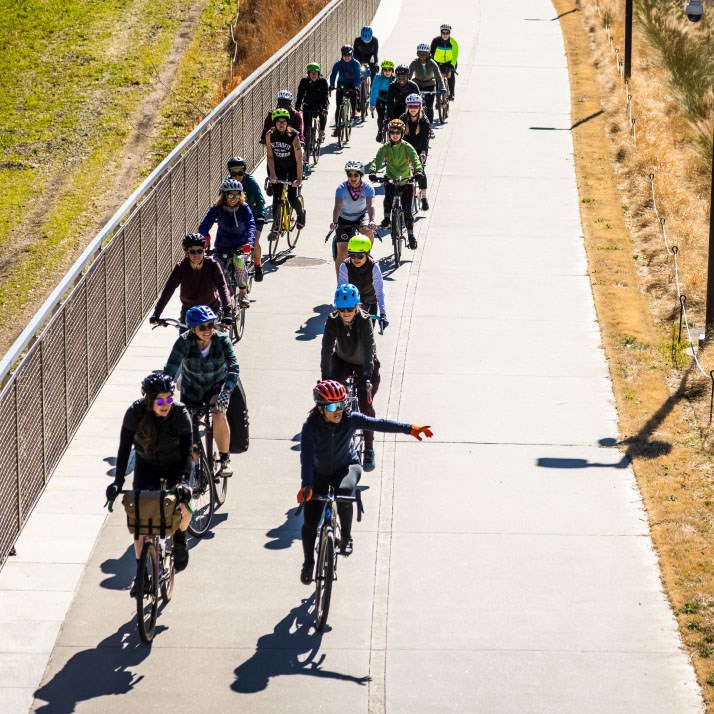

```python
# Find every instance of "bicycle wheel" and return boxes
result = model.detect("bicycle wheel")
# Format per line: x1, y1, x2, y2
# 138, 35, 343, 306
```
391, 208, 402, 265
267, 207, 282, 260
337, 106, 345, 149
314, 527, 335, 631
287, 194, 304, 249
360, 82, 368, 122
210, 430, 228, 508
443, 94, 450, 120
160, 539, 175, 603
311, 118, 321, 165
344, 103, 352, 142
228, 267, 241, 344
187, 451, 215, 537
137, 541, 158, 643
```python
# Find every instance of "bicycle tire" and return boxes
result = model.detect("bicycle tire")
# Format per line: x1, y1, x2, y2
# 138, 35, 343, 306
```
314, 527, 335, 631
337, 106, 345, 149
227, 265, 241, 344
344, 103, 352, 143
311, 117, 321, 165
160, 538, 175, 603
287, 194, 304, 249
360, 81, 368, 122
187, 451, 215, 537
391, 207, 402, 265
443, 95, 450, 120
137, 541, 158, 643
210, 432, 228, 508
267, 212, 282, 260
437, 95, 445, 124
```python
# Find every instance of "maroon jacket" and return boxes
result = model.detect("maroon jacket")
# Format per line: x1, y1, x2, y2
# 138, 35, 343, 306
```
259, 107, 304, 144
152, 257, 232, 317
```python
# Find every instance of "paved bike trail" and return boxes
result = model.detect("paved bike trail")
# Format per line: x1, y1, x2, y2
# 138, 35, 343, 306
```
1, 0, 704, 711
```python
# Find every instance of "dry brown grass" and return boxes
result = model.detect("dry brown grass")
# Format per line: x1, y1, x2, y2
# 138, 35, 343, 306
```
555, 0, 714, 705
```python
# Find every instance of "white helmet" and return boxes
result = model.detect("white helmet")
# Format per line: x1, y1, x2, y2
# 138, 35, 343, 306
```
405, 93, 422, 106
277, 89, 293, 101
417, 43, 430, 53
440, 23, 452, 31
344, 160, 364, 174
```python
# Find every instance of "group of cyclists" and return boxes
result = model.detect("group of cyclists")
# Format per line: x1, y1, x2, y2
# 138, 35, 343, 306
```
104, 22, 451, 593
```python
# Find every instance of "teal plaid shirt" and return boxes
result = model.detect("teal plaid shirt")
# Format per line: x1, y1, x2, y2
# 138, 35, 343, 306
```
163, 331, 239, 404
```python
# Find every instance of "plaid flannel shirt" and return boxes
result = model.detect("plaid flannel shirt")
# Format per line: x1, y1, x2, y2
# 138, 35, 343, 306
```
163, 331, 239, 404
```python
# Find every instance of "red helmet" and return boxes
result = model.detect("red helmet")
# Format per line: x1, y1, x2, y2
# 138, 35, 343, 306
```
313, 380, 346, 404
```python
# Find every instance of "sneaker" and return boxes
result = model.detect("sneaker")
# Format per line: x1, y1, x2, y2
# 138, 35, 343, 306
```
332, 129, 339, 137
173, 531, 189, 572
220, 457, 233, 477
340, 538, 354, 556
300, 561, 314, 585
238, 293, 250, 309
429, 130, 435, 139
380, 217, 390, 229
254, 264, 263, 282
297, 210, 306, 229
408, 234, 418, 250
319, 130, 325, 142
363, 448, 376, 472
421, 197, 429, 211
376, 132, 383, 142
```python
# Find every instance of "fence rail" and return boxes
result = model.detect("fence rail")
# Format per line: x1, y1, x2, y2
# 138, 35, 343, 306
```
0, 0, 379, 567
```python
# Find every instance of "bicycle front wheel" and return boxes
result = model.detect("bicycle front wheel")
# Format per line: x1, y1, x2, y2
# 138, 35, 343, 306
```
160, 539, 175, 603
344, 105, 352, 143
443, 94, 450, 120
391, 208, 403, 266
312, 118, 322, 165
314, 527, 335, 631
287, 194, 305, 249
187, 452, 215, 537
437, 95, 445, 124
137, 541, 158, 643
267, 210, 282, 260
210, 434, 229, 508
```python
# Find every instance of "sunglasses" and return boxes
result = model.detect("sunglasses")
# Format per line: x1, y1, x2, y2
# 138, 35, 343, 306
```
441, 30, 450, 34
389, 130, 402, 135
226, 192, 241, 199
338, 307, 356, 313
324, 401, 346, 412
347, 172, 362, 178
196, 322, 215, 332
188, 248, 204, 255
349, 252, 367, 259
383, 68, 393, 72
230, 170, 245, 177
155, 396, 174, 406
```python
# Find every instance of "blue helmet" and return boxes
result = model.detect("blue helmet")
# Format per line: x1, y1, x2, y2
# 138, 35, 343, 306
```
361, 26, 373, 42
334, 283, 360, 309
186, 305, 218, 327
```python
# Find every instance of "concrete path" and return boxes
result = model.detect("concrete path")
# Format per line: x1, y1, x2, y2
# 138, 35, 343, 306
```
0, 0, 703, 712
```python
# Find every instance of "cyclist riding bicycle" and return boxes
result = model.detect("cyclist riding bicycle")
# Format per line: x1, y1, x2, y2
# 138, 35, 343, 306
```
430, 23, 459, 100
198, 178, 255, 309
338, 236, 387, 326
330, 160, 376, 277
353, 25, 379, 78
105, 372, 193, 589
370, 59, 395, 142
296, 62, 329, 150
226, 157, 267, 282
400, 94, 431, 211
266, 108, 306, 229
329, 44, 362, 134
298, 379, 433, 584
163, 305, 240, 477
386, 64, 420, 120
409, 43, 446, 127
259, 89, 304, 145
368, 118, 424, 249
321, 283, 381, 471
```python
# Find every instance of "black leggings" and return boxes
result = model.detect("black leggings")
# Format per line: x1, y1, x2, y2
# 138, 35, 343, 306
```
420, 84, 436, 125
375, 100, 387, 139
272, 165, 303, 216
302, 108, 327, 148
132, 455, 184, 490
335, 88, 358, 124
301, 463, 362, 564
385, 182, 415, 231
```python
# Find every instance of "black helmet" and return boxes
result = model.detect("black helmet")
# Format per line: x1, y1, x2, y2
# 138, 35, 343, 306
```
341, 44, 354, 56
182, 233, 206, 250
227, 156, 247, 170
395, 64, 409, 76
141, 372, 176, 396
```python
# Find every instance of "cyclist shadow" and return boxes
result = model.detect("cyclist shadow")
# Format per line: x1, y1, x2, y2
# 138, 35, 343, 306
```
99, 545, 136, 591
231, 598, 371, 694
264, 508, 301, 550
191, 511, 229, 543
295, 304, 333, 341
378, 254, 408, 280
33, 620, 155, 712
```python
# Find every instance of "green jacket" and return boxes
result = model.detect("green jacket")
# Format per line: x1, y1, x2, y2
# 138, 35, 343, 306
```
241, 172, 266, 220
369, 140, 423, 185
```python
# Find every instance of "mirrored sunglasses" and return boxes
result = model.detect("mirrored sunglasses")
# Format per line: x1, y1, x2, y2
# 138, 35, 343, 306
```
325, 401, 346, 412
155, 397, 174, 406
226, 192, 241, 199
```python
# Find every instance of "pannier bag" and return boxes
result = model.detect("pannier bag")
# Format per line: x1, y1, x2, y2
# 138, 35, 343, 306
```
228, 375, 249, 454
122, 490, 182, 538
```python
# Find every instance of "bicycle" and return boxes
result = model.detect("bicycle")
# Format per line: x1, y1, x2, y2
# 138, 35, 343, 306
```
420, 88, 448, 126
187, 402, 226, 520
303, 109, 324, 167
267, 179, 304, 260
358, 68, 371, 123
108, 486, 182, 643
296, 469, 363, 631
333, 88, 355, 148
372, 175, 415, 267
344, 375, 365, 465
438, 64, 454, 120
215, 246, 254, 343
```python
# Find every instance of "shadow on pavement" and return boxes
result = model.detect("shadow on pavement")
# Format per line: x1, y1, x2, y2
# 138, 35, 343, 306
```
264, 508, 301, 550
295, 304, 333, 341
231, 598, 370, 694
33, 620, 153, 713
99, 545, 135, 591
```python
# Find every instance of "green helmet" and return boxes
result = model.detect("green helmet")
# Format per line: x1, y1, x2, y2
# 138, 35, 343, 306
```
347, 236, 371, 254
307, 62, 320, 73
271, 108, 290, 122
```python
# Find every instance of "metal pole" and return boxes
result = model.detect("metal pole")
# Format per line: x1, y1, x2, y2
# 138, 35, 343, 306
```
706, 127, 714, 334
624, 0, 633, 80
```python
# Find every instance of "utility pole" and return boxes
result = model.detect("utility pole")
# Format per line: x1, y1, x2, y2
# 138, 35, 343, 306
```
624, 0, 633, 80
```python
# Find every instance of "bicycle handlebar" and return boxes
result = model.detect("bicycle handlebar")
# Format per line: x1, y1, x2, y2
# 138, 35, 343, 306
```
105, 488, 194, 514
152, 317, 186, 330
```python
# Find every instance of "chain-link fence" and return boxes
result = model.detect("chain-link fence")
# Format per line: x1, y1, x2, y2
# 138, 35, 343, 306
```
0, 0, 379, 567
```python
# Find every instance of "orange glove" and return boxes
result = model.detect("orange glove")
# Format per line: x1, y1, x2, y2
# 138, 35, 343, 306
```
410, 425, 433, 441
297, 486, 313, 504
